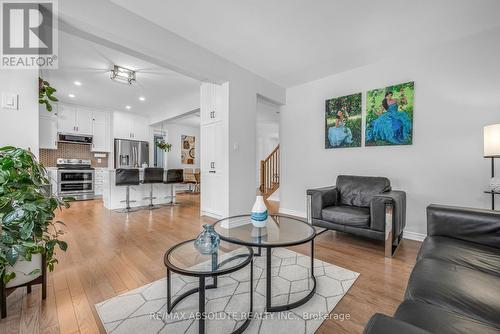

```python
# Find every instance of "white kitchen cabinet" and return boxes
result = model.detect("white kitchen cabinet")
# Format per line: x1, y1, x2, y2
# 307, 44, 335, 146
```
57, 104, 93, 135
92, 110, 107, 123
57, 104, 77, 134
201, 173, 224, 216
113, 111, 150, 142
94, 168, 106, 196
75, 108, 93, 135
39, 117, 58, 149
92, 122, 108, 152
91, 111, 110, 152
201, 122, 225, 174
200, 83, 222, 125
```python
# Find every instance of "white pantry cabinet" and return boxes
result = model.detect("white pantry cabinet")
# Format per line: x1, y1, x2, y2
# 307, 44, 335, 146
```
200, 82, 229, 218
91, 110, 110, 152
113, 112, 150, 142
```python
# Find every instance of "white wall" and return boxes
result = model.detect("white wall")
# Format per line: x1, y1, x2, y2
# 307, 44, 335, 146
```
165, 123, 200, 170
280, 27, 500, 237
0, 70, 39, 157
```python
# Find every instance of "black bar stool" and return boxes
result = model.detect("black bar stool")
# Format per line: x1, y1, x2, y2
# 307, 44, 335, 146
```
142, 168, 164, 210
115, 168, 140, 213
164, 169, 184, 206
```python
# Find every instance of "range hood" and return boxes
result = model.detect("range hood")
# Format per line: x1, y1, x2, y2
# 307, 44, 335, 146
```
58, 133, 93, 145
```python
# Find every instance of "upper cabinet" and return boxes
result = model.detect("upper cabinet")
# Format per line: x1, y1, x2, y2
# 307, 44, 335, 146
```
57, 104, 77, 134
39, 103, 112, 152
57, 104, 92, 135
113, 111, 150, 142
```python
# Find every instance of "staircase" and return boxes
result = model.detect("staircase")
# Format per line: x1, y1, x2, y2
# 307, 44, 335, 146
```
259, 145, 280, 199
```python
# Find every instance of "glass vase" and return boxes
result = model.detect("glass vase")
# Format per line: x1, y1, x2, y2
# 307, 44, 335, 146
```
194, 224, 220, 255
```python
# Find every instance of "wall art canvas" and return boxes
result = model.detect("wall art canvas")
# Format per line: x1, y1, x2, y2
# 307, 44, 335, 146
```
365, 81, 414, 146
325, 92, 362, 149
181, 135, 195, 164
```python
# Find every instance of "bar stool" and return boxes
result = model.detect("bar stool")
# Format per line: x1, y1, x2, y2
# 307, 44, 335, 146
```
142, 167, 164, 210
164, 169, 184, 206
115, 168, 140, 213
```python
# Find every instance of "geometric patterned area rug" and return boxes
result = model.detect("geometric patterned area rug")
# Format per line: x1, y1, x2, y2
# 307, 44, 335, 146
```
95, 248, 359, 334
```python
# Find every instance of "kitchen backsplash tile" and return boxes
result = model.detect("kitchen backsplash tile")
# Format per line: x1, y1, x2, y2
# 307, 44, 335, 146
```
40, 142, 109, 167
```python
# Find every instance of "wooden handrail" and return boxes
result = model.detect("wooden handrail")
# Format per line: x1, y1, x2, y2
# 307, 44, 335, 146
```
260, 145, 280, 199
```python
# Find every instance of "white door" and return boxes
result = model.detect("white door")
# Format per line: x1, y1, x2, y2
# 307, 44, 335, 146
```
39, 117, 58, 149
58, 104, 76, 133
92, 122, 107, 152
75, 108, 93, 135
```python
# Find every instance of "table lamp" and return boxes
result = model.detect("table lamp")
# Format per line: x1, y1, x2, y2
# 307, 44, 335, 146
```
484, 124, 500, 209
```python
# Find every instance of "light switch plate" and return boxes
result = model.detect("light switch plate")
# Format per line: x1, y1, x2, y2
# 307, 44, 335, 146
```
1, 92, 18, 110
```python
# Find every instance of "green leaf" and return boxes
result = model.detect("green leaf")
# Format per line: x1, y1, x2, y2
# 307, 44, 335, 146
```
6, 247, 19, 266
20, 221, 34, 239
3, 272, 16, 284
57, 240, 68, 251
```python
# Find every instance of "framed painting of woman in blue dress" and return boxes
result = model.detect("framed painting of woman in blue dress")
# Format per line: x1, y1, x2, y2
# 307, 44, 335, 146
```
365, 81, 414, 146
325, 92, 362, 149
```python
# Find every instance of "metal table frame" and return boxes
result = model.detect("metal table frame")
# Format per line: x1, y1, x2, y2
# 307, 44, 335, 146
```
164, 240, 254, 334
213, 215, 317, 312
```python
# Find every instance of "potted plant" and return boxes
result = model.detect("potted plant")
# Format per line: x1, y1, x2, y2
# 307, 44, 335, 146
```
0, 146, 69, 290
156, 139, 172, 152
38, 77, 58, 112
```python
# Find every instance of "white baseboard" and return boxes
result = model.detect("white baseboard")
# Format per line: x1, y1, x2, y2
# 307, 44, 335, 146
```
201, 211, 223, 220
279, 207, 306, 218
403, 230, 426, 242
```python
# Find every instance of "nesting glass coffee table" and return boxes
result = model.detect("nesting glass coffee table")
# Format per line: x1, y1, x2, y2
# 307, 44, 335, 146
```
213, 214, 317, 312
164, 240, 254, 334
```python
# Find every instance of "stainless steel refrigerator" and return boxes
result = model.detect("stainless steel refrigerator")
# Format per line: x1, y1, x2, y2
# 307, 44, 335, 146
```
114, 139, 150, 168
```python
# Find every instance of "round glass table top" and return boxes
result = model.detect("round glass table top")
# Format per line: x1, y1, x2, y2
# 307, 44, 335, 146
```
164, 239, 253, 276
213, 214, 316, 247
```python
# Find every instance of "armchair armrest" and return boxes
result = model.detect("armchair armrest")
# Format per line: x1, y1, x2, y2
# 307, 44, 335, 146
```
363, 314, 431, 334
427, 204, 500, 249
370, 191, 406, 236
306, 186, 338, 220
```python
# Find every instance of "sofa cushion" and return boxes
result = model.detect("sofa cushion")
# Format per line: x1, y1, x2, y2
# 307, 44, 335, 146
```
321, 205, 370, 227
395, 300, 500, 334
418, 236, 500, 277
336, 175, 391, 207
405, 258, 500, 328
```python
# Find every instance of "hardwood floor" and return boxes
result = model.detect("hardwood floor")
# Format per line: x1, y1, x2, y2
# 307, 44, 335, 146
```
0, 194, 421, 334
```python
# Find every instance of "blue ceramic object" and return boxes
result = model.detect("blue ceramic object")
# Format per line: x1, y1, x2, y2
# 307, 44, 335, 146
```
194, 224, 220, 254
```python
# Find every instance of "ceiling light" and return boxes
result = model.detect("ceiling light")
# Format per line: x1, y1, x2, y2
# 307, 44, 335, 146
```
68, 94, 75, 98
125, 105, 131, 110
74, 81, 82, 86
139, 96, 145, 101
110, 65, 136, 85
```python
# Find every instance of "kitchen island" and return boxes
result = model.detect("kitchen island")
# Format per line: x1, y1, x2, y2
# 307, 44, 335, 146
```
102, 169, 177, 210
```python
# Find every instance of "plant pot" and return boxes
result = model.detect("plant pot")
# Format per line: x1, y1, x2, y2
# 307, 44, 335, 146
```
5, 254, 42, 288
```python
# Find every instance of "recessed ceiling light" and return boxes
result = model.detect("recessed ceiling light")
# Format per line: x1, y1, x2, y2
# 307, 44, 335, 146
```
74, 81, 82, 86
139, 96, 145, 101
125, 105, 131, 110
68, 94, 75, 98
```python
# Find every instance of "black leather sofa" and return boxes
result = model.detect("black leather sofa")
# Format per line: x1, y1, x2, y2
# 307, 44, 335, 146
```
307, 175, 406, 257
364, 204, 500, 334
